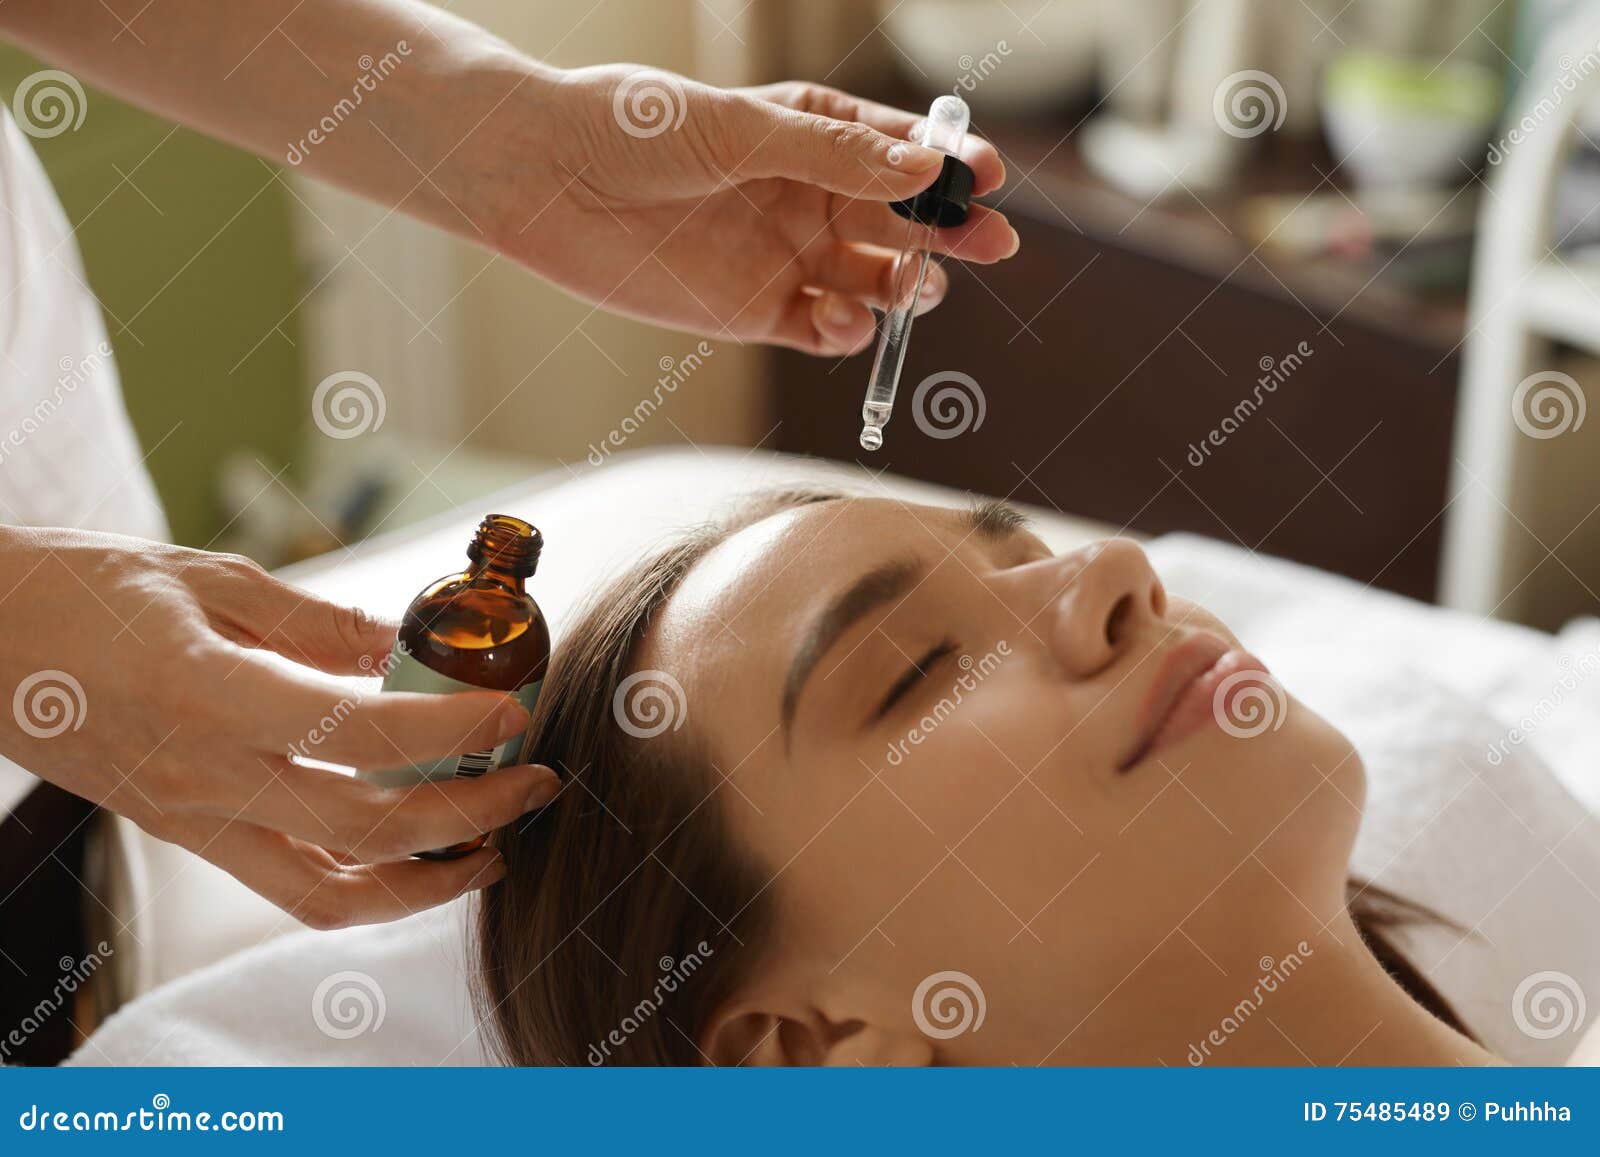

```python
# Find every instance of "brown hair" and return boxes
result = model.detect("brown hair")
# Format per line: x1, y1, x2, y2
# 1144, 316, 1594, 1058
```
473, 489, 1464, 1065
475, 489, 836, 1065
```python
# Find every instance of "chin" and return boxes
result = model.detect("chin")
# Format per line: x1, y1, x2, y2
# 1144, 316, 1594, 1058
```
1281, 695, 1366, 803
1239, 700, 1366, 882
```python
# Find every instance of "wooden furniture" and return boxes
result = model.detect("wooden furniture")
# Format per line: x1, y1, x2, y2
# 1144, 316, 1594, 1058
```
772, 120, 1469, 602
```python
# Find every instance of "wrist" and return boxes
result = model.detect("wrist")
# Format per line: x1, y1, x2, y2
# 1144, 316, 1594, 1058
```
379, 43, 568, 256
434, 53, 572, 259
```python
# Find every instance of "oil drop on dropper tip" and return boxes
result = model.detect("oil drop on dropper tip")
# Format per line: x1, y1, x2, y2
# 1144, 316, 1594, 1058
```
859, 95, 974, 453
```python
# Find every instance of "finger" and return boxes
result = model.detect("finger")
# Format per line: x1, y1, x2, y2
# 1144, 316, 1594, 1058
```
234, 653, 530, 770
191, 554, 396, 675
809, 243, 949, 313
186, 820, 508, 930
831, 199, 1019, 265
788, 292, 876, 356
741, 81, 1007, 195
721, 94, 946, 202
209, 757, 562, 862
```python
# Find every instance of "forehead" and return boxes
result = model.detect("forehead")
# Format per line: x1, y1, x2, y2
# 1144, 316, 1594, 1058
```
655, 496, 952, 642
638, 496, 963, 721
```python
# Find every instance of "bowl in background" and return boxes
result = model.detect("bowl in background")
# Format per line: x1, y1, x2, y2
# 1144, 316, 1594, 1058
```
1321, 50, 1501, 189
880, 0, 1098, 116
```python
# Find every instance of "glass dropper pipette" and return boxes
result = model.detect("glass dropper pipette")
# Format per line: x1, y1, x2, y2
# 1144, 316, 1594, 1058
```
859, 95, 972, 452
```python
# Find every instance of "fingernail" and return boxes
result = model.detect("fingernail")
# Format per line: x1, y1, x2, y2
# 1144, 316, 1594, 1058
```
885, 142, 941, 172
473, 853, 507, 888
1003, 226, 1021, 258
497, 700, 531, 739
821, 295, 855, 328
523, 767, 560, 811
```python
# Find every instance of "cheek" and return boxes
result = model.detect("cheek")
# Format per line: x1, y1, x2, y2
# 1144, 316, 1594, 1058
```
876, 670, 1082, 824
876, 676, 1107, 921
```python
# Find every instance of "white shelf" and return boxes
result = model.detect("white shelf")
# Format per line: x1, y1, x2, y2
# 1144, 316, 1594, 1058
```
1440, 3, 1600, 618
1518, 256, 1600, 355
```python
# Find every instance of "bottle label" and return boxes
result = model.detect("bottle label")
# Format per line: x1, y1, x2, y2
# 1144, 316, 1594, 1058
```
359, 647, 542, 789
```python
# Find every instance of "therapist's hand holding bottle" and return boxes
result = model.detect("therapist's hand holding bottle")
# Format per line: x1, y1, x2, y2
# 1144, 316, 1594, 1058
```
0, 525, 556, 928
0, 0, 1018, 927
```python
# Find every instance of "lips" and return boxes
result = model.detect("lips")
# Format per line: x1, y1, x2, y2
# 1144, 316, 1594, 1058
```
1117, 634, 1272, 772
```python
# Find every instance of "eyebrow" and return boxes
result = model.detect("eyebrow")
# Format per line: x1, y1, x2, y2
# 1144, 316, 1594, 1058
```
969, 498, 1029, 539
779, 500, 1027, 733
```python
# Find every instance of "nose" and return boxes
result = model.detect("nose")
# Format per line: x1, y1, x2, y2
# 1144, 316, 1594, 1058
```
1021, 539, 1165, 679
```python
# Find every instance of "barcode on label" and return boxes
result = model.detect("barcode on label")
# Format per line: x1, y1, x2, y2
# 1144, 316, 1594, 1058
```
454, 748, 496, 778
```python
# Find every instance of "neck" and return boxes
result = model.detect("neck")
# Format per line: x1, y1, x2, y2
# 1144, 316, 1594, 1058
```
1177, 910, 1497, 1067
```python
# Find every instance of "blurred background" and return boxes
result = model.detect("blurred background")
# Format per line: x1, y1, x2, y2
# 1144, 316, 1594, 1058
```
4, 0, 1599, 628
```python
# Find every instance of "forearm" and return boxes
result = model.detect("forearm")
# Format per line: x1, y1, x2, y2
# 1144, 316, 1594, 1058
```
0, 0, 557, 244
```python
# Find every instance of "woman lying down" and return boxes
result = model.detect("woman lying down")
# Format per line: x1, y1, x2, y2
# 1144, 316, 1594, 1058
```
476, 488, 1597, 1067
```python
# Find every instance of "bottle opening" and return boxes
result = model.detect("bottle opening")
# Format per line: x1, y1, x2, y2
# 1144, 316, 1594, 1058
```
467, 513, 542, 576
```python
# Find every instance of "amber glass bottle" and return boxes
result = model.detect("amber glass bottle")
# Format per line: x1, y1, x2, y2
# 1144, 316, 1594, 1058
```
365, 514, 550, 859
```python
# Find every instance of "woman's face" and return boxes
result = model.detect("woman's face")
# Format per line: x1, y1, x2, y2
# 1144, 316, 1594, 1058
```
638, 497, 1365, 1065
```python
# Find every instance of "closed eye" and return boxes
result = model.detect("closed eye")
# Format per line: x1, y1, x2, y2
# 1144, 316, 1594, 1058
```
874, 638, 957, 721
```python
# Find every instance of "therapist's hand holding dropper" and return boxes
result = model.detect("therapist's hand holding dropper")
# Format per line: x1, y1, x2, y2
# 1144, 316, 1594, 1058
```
0, 0, 1017, 927
0, 1, 1016, 354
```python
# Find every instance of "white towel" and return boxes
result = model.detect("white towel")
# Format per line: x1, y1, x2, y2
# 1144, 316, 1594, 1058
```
72, 903, 487, 1067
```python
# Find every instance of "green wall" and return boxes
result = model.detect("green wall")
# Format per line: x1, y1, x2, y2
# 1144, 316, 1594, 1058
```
0, 47, 304, 545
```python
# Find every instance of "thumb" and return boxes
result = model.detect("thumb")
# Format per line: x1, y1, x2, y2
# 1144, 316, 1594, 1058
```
720, 95, 945, 201
196, 560, 398, 676
257, 592, 398, 676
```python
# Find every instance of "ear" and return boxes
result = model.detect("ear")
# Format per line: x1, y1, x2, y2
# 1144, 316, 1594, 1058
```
703, 1001, 935, 1067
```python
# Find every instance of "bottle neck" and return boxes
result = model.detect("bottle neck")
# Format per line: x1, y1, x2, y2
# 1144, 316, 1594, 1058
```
466, 514, 541, 586
464, 556, 527, 594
